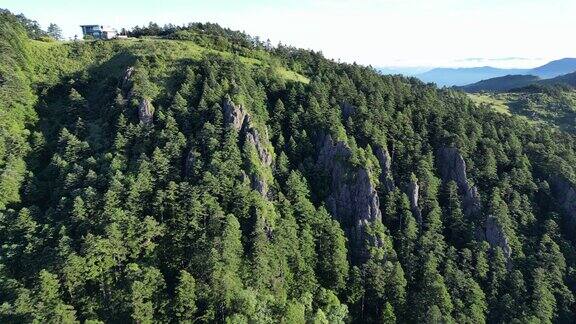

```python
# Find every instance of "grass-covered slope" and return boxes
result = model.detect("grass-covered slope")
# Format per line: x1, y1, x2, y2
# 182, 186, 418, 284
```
3, 13, 576, 324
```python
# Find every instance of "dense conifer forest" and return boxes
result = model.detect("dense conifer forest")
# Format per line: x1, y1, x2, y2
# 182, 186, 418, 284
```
3, 10, 576, 323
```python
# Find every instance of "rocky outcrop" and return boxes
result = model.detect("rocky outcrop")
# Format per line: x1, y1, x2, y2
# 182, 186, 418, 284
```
244, 116, 273, 168
485, 215, 512, 267
223, 98, 247, 131
341, 102, 356, 120
138, 98, 154, 124
317, 134, 382, 262
121, 66, 135, 89
374, 145, 395, 192
436, 147, 481, 216
185, 150, 196, 177
549, 176, 576, 227
222, 98, 273, 196
408, 179, 422, 224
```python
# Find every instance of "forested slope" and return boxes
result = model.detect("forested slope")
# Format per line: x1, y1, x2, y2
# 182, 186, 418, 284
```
3, 13, 576, 323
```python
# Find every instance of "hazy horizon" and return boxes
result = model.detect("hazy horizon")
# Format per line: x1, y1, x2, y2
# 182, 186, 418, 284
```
3, 0, 575, 69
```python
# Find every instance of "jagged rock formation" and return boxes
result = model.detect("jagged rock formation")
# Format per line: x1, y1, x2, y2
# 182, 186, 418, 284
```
222, 98, 272, 196
244, 116, 273, 167
407, 179, 422, 224
438, 147, 511, 265
185, 150, 196, 177
549, 176, 576, 227
138, 98, 154, 124
121, 66, 134, 89
223, 97, 247, 131
317, 134, 382, 261
374, 145, 395, 192
485, 215, 512, 267
340, 102, 356, 120
436, 147, 481, 216
120, 66, 154, 123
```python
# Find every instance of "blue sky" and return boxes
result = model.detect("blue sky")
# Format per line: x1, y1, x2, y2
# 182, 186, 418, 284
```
3, 0, 575, 68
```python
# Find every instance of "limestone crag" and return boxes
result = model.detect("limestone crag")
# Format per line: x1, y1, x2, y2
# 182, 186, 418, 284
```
341, 102, 356, 120
138, 98, 154, 124
223, 97, 247, 131
437, 147, 481, 216
121, 66, 135, 89
374, 145, 395, 192
485, 215, 512, 267
244, 116, 273, 167
185, 150, 196, 177
317, 134, 382, 261
408, 179, 422, 224
549, 176, 576, 227
222, 98, 273, 196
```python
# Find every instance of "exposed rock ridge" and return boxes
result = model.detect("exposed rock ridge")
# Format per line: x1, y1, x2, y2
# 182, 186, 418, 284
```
373, 145, 395, 193
121, 66, 154, 124
549, 176, 576, 227
222, 98, 273, 196
437, 147, 512, 265
317, 134, 382, 262
407, 179, 422, 224
485, 215, 512, 268
436, 147, 481, 216
138, 98, 154, 124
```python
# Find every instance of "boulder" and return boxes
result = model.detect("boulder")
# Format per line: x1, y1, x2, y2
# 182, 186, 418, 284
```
317, 134, 382, 262
138, 98, 154, 124
374, 145, 395, 192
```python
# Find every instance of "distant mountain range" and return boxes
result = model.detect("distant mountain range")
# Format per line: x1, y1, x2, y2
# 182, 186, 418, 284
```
378, 58, 576, 87
460, 70, 576, 93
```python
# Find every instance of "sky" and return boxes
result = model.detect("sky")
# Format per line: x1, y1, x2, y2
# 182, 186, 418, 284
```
3, 0, 575, 68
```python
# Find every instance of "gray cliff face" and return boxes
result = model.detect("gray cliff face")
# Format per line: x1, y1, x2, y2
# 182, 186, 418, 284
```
341, 102, 356, 120
374, 145, 395, 192
437, 147, 481, 216
485, 215, 512, 267
222, 98, 272, 196
549, 176, 576, 226
138, 98, 154, 124
317, 134, 382, 261
185, 150, 196, 177
223, 98, 247, 131
121, 66, 135, 89
438, 147, 511, 265
408, 179, 422, 224
244, 115, 273, 168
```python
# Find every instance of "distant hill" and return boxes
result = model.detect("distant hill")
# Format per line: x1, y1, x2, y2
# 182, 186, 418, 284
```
542, 71, 576, 88
530, 58, 576, 79
461, 70, 576, 93
461, 74, 540, 93
416, 66, 528, 87
416, 58, 576, 87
